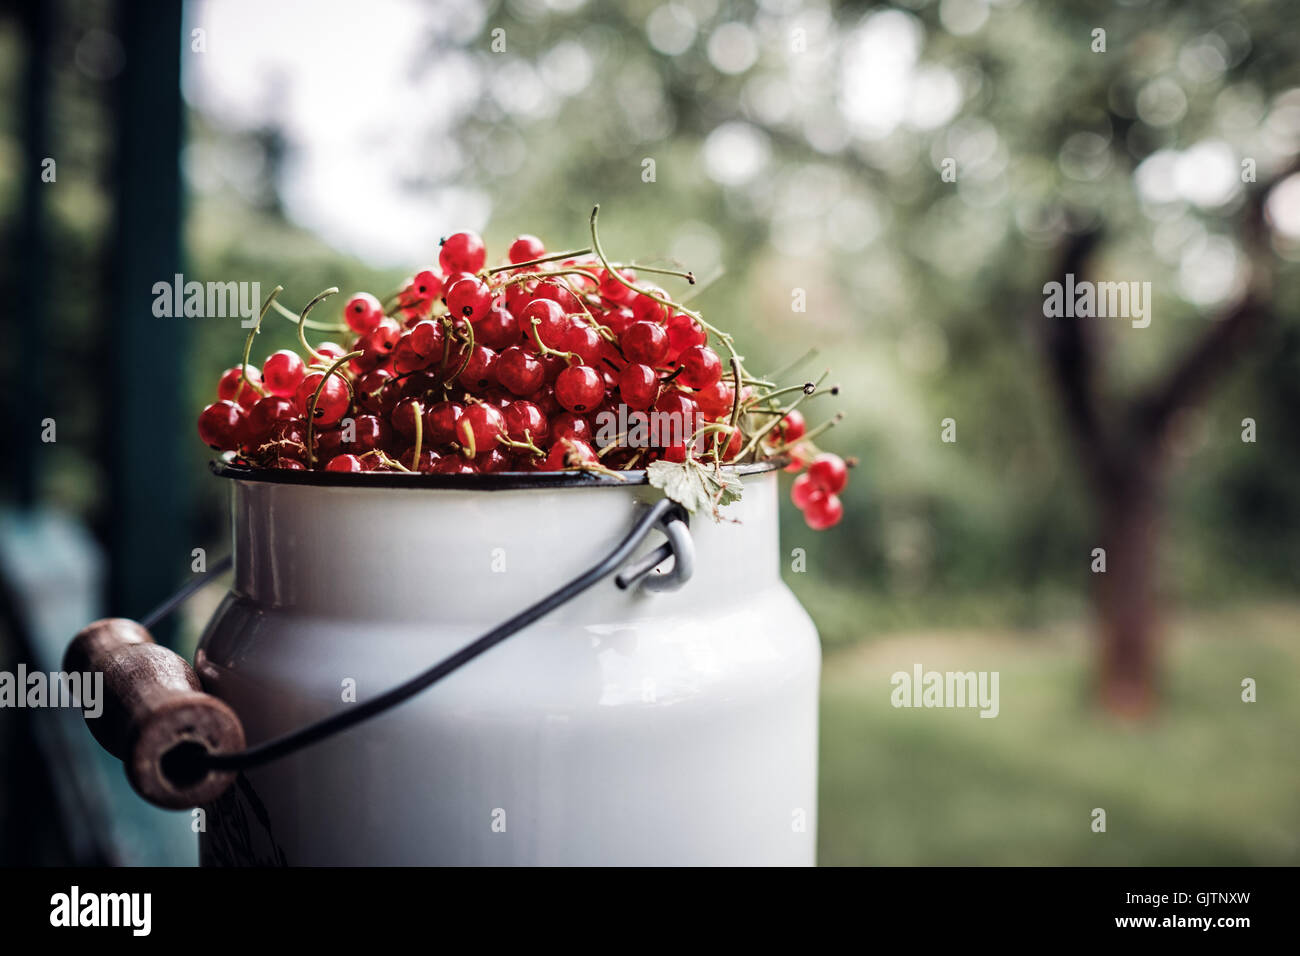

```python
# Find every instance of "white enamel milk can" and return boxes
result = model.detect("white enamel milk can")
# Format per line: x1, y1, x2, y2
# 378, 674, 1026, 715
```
69, 462, 821, 866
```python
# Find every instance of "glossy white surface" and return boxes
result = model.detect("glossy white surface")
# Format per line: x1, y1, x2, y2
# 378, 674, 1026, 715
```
195, 471, 820, 865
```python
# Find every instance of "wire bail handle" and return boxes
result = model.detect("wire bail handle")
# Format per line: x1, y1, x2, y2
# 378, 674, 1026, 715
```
123, 497, 695, 780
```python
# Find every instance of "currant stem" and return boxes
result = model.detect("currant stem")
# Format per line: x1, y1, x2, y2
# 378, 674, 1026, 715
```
498, 431, 544, 458
298, 288, 340, 363
759, 381, 819, 403
240, 285, 283, 398
305, 349, 363, 466
738, 370, 828, 461
527, 316, 577, 363
446, 319, 476, 384
572, 459, 628, 480
556, 273, 616, 341
606, 262, 696, 285
436, 316, 454, 377
269, 297, 347, 332
684, 420, 736, 454
361, 448, 410, 472
459, 421, 477, 459
485, 248, 592, 275
589, 205, 742, 369
411, 400, 423, 468
727, 357, 743, 430
768, 411, 845, 454
496, 267, 602, 290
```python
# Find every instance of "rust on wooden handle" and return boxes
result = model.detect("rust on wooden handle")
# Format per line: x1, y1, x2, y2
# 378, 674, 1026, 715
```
64, 618, 245, 810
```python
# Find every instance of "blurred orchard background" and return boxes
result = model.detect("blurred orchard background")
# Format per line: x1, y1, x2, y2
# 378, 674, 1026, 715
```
1, 0, 1298, 865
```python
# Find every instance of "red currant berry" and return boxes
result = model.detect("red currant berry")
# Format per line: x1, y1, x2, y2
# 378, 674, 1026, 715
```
630, 286, 669, 324
561, 322, 603, 366
508, 235, 545, 264
474, 447, 512, 473
409, 319, 445, 357
344, 293, 384, 333
350, 414, 391, 452
424, 401, 464, 445
791, 473, 822, 510
295, 372, 350, 426
521, 298, 569, 350
538, 438, 597, 471
504, 279, 538, 317
804, 493, 844, 530
775, 409, 806, 443
496, 346, 545, 397
678, 345, 722, 389
539, 352, 566, 384
457, 402, 506, 453
660, 390, 702, 447
393, 334, 434, 375
549, 411, 593, 445
358, 318, 401, 361
197, 400, 245, 451
618, 363, 659, 411
691, 380, 733, 419
401, 370, 441, 400
431, 456, 477, 475
245, 396, 295, 447
665, 312, 707, 360
405, 269, 442, 304
555, 364, 605, 413
456, 344, 498, 391
270, 417, 307, 449
316, 426, 346, 462
807, 452, 848, 494
391, 398, 424, 439
402, 448, 441, 472
504, 401, 549, 444
446, 277, 493, 322
355, 368, 395, 415
533, 279, 580, 314
622, 321, 669, 366
439, 232, 486, 275
598, 268, 637, 303
711, 424, 743, 461
601, 304, 635, 336
326, 453, 363, 473
217, 367, 262, 408
783, 444, 812, 473
475, 301, 519, 350
315, 341, 347, 361
261, 350, 306, 398
532, 383, 562, 417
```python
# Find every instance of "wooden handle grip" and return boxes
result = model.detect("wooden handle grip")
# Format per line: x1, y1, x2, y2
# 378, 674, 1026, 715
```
65, 618, 245, 810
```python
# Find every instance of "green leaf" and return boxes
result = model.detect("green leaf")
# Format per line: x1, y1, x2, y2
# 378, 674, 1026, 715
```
647, 459, 744, 520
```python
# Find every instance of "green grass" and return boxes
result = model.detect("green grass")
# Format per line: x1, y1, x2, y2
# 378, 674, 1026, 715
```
817, 602, 1300, 865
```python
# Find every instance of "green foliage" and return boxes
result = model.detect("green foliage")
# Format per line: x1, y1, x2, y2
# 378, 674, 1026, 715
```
819, 604, 1300, 864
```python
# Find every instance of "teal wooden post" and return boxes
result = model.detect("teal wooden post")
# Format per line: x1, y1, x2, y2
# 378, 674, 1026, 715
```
107, 0, 190, 644
12, 0, 52, 508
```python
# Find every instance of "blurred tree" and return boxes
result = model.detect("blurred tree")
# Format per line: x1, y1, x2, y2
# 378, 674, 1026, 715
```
439, 0, 1300, 711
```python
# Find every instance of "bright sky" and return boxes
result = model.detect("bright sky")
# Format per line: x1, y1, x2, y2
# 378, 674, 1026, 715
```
183, 0, 491, 266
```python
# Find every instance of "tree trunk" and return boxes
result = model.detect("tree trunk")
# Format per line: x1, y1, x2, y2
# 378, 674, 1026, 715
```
1094, 471, 1163, 717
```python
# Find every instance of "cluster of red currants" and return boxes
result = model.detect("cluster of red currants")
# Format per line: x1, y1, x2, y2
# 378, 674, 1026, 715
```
198, 222, 846, 529
789, 451, 849, 530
